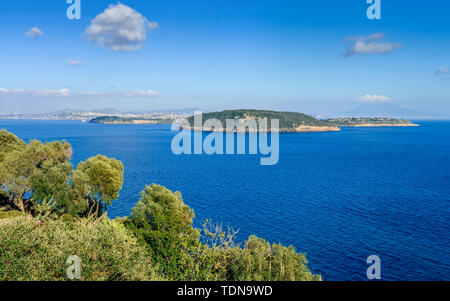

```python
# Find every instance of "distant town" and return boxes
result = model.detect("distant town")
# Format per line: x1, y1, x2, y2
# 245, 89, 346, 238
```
0, 109, 191, 122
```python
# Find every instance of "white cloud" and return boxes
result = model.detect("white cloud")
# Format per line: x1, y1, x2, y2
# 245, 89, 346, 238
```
148, 22, 159, 29
25, 27, 43, 39
86, 3, 158, 51
0, 88, 159, 98
0, 88, 26, 95
355, 94, 391, 103
435, 66, 449, 75
33, 89, 71, 97
68, 60, 83, 65
126, 90, 159, 97
346, 33, 402, 56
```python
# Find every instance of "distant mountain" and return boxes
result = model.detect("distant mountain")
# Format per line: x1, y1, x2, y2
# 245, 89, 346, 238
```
90, 108, 121, 114
48, 108, 121, 115
125, 108, 203, 114
341, 103, 441, 119
51, 109, 87, 114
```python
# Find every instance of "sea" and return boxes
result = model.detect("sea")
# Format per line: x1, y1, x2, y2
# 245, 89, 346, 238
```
1, 119, 449, 281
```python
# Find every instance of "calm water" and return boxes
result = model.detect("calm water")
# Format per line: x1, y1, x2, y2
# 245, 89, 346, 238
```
1, 119, 449, 281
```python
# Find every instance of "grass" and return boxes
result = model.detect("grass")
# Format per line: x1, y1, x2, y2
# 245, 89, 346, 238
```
0, 210, 24, 220
0, 216, 164, 281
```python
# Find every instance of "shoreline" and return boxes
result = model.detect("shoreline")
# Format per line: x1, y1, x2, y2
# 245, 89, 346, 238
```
338, 123, 420, 127
179, 125, 342, 133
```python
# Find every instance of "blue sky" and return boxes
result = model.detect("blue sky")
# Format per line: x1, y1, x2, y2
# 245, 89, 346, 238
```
1, 0, 449, 116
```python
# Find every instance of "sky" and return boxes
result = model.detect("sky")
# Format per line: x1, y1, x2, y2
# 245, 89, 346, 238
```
1, 0, 450, 116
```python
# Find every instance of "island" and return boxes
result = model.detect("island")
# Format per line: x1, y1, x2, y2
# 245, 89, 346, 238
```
87, 110, 419, 132
183, 110, 341, 133
177, 110, 419, 132
89, 116, 174, 125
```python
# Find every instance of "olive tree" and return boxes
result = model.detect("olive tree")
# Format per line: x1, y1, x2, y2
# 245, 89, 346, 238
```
0, 132, 72, 212
72, 155, 124, 217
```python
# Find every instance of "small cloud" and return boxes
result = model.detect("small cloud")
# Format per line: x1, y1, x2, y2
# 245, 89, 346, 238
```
25, 27, 43, 39
86, 3, 158, 51
355, 94, 391, 103
435, 66, 449, 75
148, 22, 159, 29
0, 88, 26, 95
345, 33, 402, 56
435, 66, 450, 80
67, 60, 86, 66
126, 90, 159, 97
33, 89, 71, 97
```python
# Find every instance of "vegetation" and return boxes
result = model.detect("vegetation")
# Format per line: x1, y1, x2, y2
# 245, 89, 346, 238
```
184, 110, 416, 131
0, 129, 320, 281
326, 117, 414, 126
0, 130, 123, 217
124, 184, 320, 281
186, 110, 330, 130
0, 217, 162, 281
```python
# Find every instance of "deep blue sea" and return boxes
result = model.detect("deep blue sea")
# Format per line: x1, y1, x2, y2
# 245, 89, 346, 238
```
1, 119, 449, 281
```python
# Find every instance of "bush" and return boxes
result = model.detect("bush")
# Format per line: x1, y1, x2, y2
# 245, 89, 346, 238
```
0, 210, 24, 220
0, 216, 163, 281
125, 184, 200, 280
125, 185, 321, 281
226, 236, 321, 281
1, 130, 321, 282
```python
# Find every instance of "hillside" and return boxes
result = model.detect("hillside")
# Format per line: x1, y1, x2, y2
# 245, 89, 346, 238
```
185, 110, 341, 132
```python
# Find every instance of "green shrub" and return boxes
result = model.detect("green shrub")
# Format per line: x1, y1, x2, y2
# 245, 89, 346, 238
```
0, 216, 163, 281
125, 184, 200, 280
0, 210, 24, 220
125, 185, 321, 281
226, 236, 321, 281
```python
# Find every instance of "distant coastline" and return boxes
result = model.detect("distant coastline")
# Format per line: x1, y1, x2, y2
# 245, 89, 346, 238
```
178, 110, 418, 133
326, 117, 419, 128
339, 123, 420, 127
89, 116, 173, 125
179, 125, 342, 133
1, 109, 420, 131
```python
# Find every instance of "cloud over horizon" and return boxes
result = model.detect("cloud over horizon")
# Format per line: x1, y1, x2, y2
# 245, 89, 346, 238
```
25, 27, 43, 39
345, 33, 402, 56
0, 88, 159, 98
86, 3, 158, 51
355, 94, 391, 103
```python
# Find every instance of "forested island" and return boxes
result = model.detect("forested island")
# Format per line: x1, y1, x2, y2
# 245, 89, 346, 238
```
87, 110, 418, 132
182, 110, 417, 133
0, 129, 320, 281
183, 110, 341, 133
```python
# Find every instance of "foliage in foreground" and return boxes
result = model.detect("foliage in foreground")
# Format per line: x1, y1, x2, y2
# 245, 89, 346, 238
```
0, 216, 162, 281
0, 129, 123, 217
125, 184, 321, 281
0, 130, 320, 281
